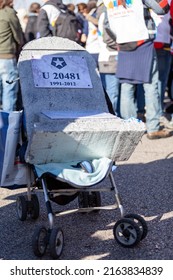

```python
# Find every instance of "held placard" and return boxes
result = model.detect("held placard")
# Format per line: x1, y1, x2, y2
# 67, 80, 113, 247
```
31, 54, 93, 88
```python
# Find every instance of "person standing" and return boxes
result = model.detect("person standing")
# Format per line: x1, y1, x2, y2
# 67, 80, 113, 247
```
83, 1, 100, 65
36, 0, 82, 45
84, 1, 105, 66
76, 3, 89, 47
25, 2, 41, 42
0, 0, 24, 111
151, 0, 173, 129
36, 0, 63, 38
98, 8, 120, 115
103, 0, 171, 139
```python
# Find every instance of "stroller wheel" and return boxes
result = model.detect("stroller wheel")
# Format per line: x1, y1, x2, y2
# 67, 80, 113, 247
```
89, 191, 101, 212
30, 194, 40, 220
78, 192, 89, 208
16, 195, 28, 221
78, 191, 101, 212
32, 226, 48, 257
113, 218, 142, 248
124, 214, 148, 240
49, 228, 64, 259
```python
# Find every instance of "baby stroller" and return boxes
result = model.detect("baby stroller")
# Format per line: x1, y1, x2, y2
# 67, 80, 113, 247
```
15, 37, 147, 259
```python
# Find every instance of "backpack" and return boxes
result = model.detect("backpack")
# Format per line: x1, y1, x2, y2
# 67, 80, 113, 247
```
52, 8, 82, 43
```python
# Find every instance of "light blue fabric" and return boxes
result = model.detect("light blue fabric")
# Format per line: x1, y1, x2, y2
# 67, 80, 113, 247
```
100, 73, 120, 116
120, 51, 160, 133
0, 58, 18, 111
34, 157, 113, 187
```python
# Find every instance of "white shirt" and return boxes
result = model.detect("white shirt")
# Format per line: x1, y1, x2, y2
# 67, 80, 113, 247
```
103, 0, 149, 43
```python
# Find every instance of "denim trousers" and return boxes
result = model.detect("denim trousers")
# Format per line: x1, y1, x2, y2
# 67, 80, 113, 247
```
100, 73, 120, 116
120, 52, 160, 133
0, 58, 18, 111
156, 48, 172, 115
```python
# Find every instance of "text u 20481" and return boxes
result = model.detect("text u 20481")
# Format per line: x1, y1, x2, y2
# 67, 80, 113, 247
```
43, 72, 80, 80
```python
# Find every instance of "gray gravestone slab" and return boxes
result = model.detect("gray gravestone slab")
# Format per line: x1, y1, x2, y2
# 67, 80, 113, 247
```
18, 37, 145, 164
18, 37, 108, 139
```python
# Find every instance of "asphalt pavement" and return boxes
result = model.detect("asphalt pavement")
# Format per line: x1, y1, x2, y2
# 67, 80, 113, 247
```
0, 132, 173, 260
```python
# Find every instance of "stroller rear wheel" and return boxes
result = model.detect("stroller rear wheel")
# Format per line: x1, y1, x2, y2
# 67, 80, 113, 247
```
124, 214, 148, 240
16, 195, 28, 221
78, 191, 101, 212
32, 226, 48, 257
113, 218, 142, 248
16, 194, 40, 221
30, 194, 40, 220
49, 228, 64, 259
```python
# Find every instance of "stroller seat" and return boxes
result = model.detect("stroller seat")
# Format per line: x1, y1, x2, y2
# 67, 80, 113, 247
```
34, 157, 113, 187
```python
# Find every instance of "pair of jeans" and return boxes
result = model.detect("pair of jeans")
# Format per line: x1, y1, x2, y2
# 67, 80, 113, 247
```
100, 73, 120, 116
0, 58, 18, 111
156, 48, 172, 115
120, 52, 160, 133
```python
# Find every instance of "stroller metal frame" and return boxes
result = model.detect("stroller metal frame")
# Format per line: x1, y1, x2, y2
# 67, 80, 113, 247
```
16, 161, 147, 259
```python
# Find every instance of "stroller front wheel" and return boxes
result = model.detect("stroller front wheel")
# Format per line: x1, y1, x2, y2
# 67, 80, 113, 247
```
49, 228, 64, 259
113, 218, 142, 248
124, 213, 148, 240
32, 226, 48, 257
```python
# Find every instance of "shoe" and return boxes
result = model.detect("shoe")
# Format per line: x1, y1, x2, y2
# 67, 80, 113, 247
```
137, 113, 146, 123
160, 115, 173, 130
166, 104, 173, 114
147, 129, 171, 140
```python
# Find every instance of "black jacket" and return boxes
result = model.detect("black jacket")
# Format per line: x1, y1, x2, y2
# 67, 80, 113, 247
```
36, 0, 66, 37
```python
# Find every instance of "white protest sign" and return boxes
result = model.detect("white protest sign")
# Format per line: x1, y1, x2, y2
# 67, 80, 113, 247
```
103, 0, 149, 44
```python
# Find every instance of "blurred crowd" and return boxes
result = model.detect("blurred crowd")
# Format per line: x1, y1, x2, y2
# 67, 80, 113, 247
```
0, 0, 173, 139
